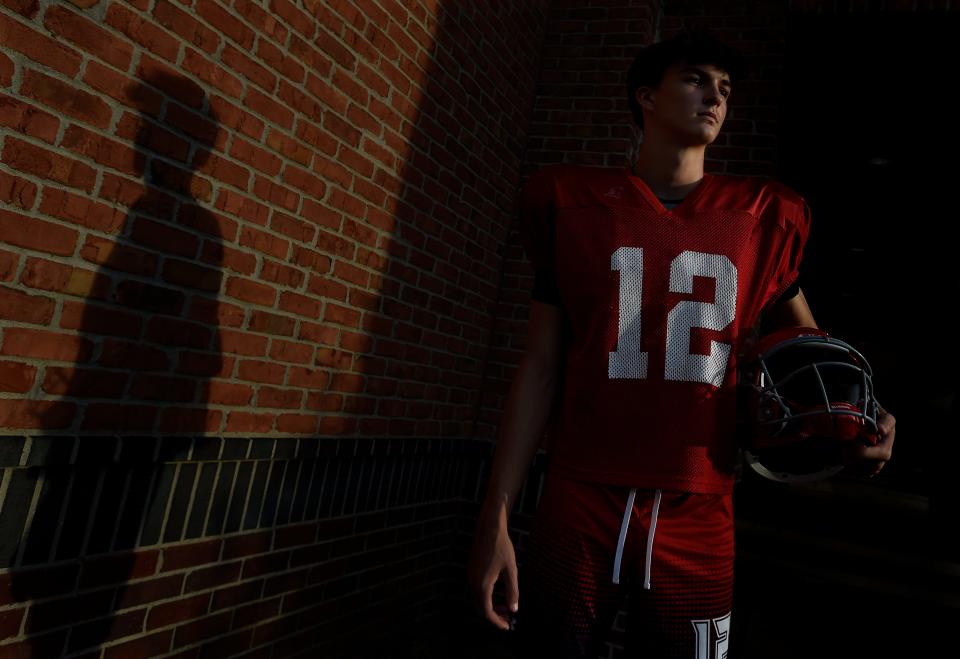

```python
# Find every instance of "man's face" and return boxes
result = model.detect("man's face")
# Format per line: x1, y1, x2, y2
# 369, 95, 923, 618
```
637, 62, 732, 146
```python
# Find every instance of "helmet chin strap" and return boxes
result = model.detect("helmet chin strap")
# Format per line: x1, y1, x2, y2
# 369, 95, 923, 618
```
743, 450, 845, 483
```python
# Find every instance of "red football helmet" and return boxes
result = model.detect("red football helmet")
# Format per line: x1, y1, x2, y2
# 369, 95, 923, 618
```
738, 326, 881, 482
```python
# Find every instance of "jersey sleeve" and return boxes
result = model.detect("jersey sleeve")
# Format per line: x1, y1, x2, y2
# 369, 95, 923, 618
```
517, 168, 562, 307
765, 196, 812, 306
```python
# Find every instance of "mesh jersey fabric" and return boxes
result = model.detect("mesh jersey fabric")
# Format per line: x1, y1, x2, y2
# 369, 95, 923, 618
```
516, 164, 811, 494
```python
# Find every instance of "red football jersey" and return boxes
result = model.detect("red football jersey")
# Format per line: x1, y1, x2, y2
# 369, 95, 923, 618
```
518, 164, 811, 494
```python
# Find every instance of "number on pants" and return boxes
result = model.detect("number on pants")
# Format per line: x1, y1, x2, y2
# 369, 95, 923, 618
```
691, 611, 731, 659
608, 248, 737, 386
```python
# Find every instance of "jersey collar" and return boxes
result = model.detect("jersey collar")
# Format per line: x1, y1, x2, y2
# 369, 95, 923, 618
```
621, 165, 714, 215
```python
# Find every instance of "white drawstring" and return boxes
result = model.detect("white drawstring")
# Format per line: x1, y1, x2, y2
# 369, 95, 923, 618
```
644, 489, 662, 590
612, 487, 636, 585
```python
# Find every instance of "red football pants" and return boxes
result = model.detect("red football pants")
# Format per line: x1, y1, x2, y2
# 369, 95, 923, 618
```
515, 469, 735, 658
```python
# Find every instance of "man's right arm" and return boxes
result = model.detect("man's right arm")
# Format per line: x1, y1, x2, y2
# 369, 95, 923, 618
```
477, 299, 565, 529
468, 299, 565, 629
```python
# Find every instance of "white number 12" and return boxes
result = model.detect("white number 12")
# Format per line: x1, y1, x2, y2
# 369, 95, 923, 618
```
608, 247, 737, 387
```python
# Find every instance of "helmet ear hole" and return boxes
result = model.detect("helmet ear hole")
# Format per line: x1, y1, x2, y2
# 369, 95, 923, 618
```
738, 327, 877, 483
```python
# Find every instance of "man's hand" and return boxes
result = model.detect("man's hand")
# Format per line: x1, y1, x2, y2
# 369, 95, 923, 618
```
467, 509, 520, 631
842, 407, 896, 478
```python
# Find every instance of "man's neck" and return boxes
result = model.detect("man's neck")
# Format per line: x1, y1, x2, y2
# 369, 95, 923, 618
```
632, 136, 707, 200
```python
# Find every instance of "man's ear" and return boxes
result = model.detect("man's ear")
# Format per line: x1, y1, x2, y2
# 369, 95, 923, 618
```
635, 86, 655, 113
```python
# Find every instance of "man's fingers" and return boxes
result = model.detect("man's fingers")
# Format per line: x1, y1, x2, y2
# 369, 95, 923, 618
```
505, 561, 520, 614
482, 578, 510, 631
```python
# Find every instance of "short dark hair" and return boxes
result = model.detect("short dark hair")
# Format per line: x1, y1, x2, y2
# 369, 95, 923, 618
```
626, 31, 745, 130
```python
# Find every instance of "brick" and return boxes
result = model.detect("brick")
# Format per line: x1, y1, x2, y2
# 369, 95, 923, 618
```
0, 249, 16, 281
79, 551, 160, 589
188, 296, 245, 328
161, 539, 222, 572
44, 5, 134, 70
247, 310, 295, 337
244, 88, 294, 129
144, 317, 212, 349
316, 29, 356, 71
183, 561, 242, 593
0, 13, 82, 77
230, 136, 282, 177
153, 0, 220, 54
237, 360, 285, 385
138, 54, 207, 109
0, 606, 25, 640
288, 367, 329, 389
271, 0, 315, 38
98, 339, 169, 371
131, 217, 199, 258
268, 340, 313, 364
79, 404, 157, 431
146, 592, 210, 630
234, 0, 288, 43
39, 188, 125, 233
215, 189, 270, 226
288, 36, 333, 80
256, 38, 305, 84
128, 374, 196, 402
0, 171, 37, 210
161, 259, 222, 292
172, 611, 231, 649
102, 630, 172, 659
271, 212, 316, 245
0, 208, 77, 256
177, 204, 238, 242
1, 327, 92, 361
0, 361, 36, 393
0, 398, 75, 429
1, 0, 39, 18
182, 48, 243, 99
116, 112, 188, 162
225, 276, 276, 306
105, 3, 179, 62
210, 95, 264, 141
20, 257, 108, 299
219, 330, 268, 357
61, 124, 145, 177
276, 414, 318, 433
176, 351, 233, 377
0, 285, 54, 324
259, 260, 304, 288
204, 381, 253, 406
158, 407, 223, 433
21, 70, 111, 128
225, 411, 273, 433
0, 563, 79, 604
195, 149, 249, 189
114, 574, 184, 609
256, 386, 302, 409
42, 367, 128, 397
252, 176, 298, 211
195, 1, 255, 49
80, 235, 158, 277
0, 93, 59, 143
221, 44, 277, 92
3, 137, 95, 192
67, 609, 146, 652
278, 291, 321, 319
266, 129, 313, 166
60, 300, 142, 339
239, 226, 289, 259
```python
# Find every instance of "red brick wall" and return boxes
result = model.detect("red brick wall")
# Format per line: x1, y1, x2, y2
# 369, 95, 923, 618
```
0, 0, 547, 437
0, 1, 548, 656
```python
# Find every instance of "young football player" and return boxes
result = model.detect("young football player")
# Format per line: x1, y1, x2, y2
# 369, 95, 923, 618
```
467, 31, 896, 658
